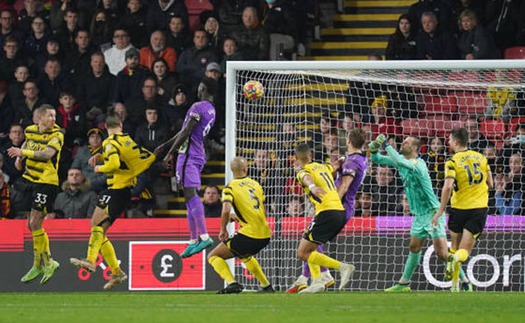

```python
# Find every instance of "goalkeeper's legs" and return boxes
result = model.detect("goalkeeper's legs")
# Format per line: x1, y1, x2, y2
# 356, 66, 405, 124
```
386, 236, 423, 292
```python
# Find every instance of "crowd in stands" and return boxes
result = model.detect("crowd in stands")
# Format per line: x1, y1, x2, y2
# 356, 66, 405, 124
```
385, 0, 525, 60
0, 0, 316, 219
0, 0, 524, 220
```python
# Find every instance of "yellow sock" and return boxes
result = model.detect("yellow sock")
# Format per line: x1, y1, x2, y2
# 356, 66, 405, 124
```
86, 226, 104, 264
32, 228, 45, 268
453, 249, 469, 282
242, 257, 269, 287
456, 249, 469, 262
307, 251, 341, 271
41, 230, 52, 266
308, 262, 321, 279
208, 256, 235, 284
100, 237, 121, 275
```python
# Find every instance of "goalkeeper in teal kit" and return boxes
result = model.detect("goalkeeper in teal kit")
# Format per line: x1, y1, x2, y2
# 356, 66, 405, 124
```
369, 134, 471, 291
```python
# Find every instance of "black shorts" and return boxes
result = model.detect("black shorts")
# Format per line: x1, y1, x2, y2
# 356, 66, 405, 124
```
30, 182, 58, 214
448, 207, 488, 238
303, 210, 347, 244
96, 188, 131, 223
224, 233, 270, 259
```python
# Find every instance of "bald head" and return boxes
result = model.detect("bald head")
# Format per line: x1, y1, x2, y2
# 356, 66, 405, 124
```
231, 157, 248, 177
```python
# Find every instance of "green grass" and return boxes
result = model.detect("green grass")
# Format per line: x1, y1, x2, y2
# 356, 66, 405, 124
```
1, 292, 524, 322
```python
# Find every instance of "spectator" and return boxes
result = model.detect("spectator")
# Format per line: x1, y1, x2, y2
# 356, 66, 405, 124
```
201, 10, 227, 57
486, 0, 521, 51
0, 81, 15, 136
76, 52, 115, 125
211, 0, 263, 33
124, 77, 167, 126
49, 0, 71, 32
63, 29, 97, 82
465, 117, 490, 152
165, 83, 190, 134
111, 102, 135, 134
0, 124, 24, 183
55, 90, 87, 181
176, 29, 218, 94
250, 148, 283, 215
89, 8, 112, 49
287, 195, 304, 217
219, 37, 243, 76
17, 0, 49, 35
0, 8, 25, 46
230, 7, 269, 60
32, 36, 64, 78
415, 11, 458, 60
385, 14, 416, 60
421, 136, 447, 191
71, 128, 107, 194
0, 36, 27, 84
8, 65, 30, 108
37, 57, 72, 106
103, 27, 135, 76
151, 57, 177, 102
395, 192, 411, 216
14, 80, 46, 129
140, 30, 177, 72
22, 15, 50, 61
114, 47, 151, 103
262, 0, 298, 61
495, 153, 524, 215
355, 191, 373, 217
450, 0, 486, 27
146, 0, 188, 34
369, 95, 400, 137
203, 185, 222, 218
119, 0, 148, 49
165, 15, 192, 57
370, 165, 399, 216
499, 123, 525, 170
96, 0, 121, 30
54, 7, 80, 54
0, 169, 11, 219
457, 10, 499, 60
47, 168, 97, 219
407, 0, 454, 34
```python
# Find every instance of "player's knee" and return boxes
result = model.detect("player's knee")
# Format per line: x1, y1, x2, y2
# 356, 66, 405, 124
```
297, 249, 308, 262
408, 244, 421, 253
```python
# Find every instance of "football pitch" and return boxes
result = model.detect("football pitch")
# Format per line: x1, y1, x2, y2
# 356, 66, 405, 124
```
1, 292, 524, 322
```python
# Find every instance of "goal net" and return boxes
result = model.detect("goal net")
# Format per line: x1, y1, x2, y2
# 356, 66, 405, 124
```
225, 60, 525, 292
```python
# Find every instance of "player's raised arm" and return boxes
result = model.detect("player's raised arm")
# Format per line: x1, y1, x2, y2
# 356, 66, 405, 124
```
163, 118, 198, 161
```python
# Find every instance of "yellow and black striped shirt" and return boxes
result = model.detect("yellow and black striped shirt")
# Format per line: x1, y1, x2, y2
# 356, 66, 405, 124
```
445, 150, 490, 210
297, 162, 345, 215
222, 177, 271, 239
23, 124, 63, 186
98, 133, 155, 189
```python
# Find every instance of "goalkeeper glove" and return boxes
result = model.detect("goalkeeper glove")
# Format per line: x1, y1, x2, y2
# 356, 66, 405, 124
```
368, 141, 380, 153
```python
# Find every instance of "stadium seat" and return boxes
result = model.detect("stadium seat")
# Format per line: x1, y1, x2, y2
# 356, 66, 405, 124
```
400, 118, 434, 137
455, 92, 488, 117
412, 71, 445, 94
480, 119, 506, 139
504, 46, 525, 59
186, 0, 213, 31
423, 96, 457, 116
447, 71, 481, 90
508, 117, 525, 136
432, 119, 464, 137
483, 70, 522, 84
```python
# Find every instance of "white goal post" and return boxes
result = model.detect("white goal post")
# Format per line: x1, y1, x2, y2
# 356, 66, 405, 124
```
225, 60, 525, 292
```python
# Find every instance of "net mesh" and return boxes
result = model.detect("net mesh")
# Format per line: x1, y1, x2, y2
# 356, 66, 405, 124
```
228, 66, 525, 291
